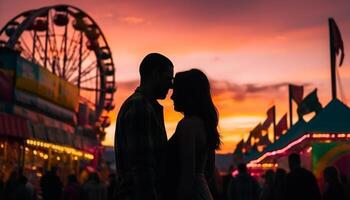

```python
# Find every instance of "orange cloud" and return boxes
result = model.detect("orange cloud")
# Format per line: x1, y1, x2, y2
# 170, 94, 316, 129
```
119, 16, 146, 24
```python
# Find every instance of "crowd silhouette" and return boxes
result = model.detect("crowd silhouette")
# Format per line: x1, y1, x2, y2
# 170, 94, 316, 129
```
1, 153, 349, 200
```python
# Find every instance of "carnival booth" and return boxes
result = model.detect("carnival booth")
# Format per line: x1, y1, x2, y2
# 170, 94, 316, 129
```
245, 99, 350, 179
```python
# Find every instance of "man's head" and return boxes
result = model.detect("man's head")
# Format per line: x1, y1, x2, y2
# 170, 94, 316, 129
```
288, 153, 301, 171
139, 53, 174, 99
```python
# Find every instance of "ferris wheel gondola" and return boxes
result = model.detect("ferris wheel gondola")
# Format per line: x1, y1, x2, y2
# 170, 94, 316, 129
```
0, 5, 116, 128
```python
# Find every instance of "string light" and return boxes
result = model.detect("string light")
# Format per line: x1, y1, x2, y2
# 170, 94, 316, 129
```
249, 134, 311, 164
312, 133, 350, 139
248, 132, 350, 166
247, 163, 278, 169
26, 139, 94, 160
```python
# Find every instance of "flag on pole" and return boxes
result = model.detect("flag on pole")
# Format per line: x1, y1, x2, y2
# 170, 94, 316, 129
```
258, 134, 271, 146
329, 18, 345, 66
289, 84, 304, 104
297, 89, 323, 119
275, 113, 288, 138
247, 123, 262, 145
250, 123, 262, 138
262, 106, 275, 130
234, 139, 245, 154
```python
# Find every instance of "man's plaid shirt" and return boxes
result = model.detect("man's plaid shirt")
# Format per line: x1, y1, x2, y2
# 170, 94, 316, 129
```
115, 87, 167, 200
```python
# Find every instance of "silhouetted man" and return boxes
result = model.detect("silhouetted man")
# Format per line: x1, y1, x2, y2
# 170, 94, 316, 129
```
115, 53, 174, 200
227, 163, 260, 200
285, 153, 321, 200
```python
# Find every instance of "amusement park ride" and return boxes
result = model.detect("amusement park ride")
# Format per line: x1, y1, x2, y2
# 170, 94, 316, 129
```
0, 5, 116, 173
0, 4, 116, 133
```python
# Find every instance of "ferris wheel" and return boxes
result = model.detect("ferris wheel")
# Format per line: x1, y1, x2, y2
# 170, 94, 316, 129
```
0, 5, 116, 128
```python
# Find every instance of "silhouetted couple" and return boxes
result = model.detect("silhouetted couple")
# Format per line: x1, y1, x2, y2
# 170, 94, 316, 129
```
115, 53, 220, 200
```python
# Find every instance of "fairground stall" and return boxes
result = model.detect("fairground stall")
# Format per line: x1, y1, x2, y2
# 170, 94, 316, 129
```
246, 99, 350, 180
0, 5, 116, 184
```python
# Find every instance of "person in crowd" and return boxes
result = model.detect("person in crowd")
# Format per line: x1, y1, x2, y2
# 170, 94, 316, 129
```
3, 169, 18, 200
340, 174, 350, 200
322, 166, 345, 200
15, 174, 37, 200
260, 169, 274, 200
284, 153, 321, 200
166, 69, 221, 200
273, 168, 286, 200
62, 174, 81, 200
0, 171, 4, 198
40, 166, 63, 200
107, 173, 117, 200
115, 53, 173, 200
227, 163, 260, 200
82, 172, 107, 200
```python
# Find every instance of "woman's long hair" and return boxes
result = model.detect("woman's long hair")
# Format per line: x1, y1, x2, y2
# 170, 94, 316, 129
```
173, 69, 221, 150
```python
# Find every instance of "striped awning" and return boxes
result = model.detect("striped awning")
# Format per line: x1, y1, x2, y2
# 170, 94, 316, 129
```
0, 112, 32, 139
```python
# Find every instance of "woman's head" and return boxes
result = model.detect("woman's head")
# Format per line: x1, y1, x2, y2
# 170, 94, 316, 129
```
171, 68, 221, 150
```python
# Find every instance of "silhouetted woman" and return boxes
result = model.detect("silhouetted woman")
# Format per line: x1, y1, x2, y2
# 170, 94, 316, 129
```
166, 69, 221, 200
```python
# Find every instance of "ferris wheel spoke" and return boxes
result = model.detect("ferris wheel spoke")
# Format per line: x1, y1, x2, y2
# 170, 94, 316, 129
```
19, 37, 33, 56
47, 15, 60, 76
66, 29, 76, 60
66, 47, 90, 78
30, 32, 47, 65
77, 75, 97, 84
43, 12, 50, 68
47, 34, 60, 76
66, 45, 79, 80
61, 12, 70, 78
65, 42, 79, 74
69, 60, 96, 82
21, 49, 33, 60
80, 87, 101, 92
49, 15, 61, 63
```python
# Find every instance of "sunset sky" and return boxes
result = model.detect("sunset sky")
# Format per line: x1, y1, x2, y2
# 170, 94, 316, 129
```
1, 0, 350, 153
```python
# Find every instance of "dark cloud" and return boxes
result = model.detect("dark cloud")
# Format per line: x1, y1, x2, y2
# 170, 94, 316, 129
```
245, 82, 289, 93
210, 79, 310, 101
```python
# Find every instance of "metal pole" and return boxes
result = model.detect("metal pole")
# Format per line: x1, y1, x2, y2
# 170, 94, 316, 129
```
78, 31, 83, 88
329, 18, 337, 100
44, 13, 49, 68
63, 12, 69, 78
32, 31, 37, 63
273, 107, 276, 142
289, 85, 293, 127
